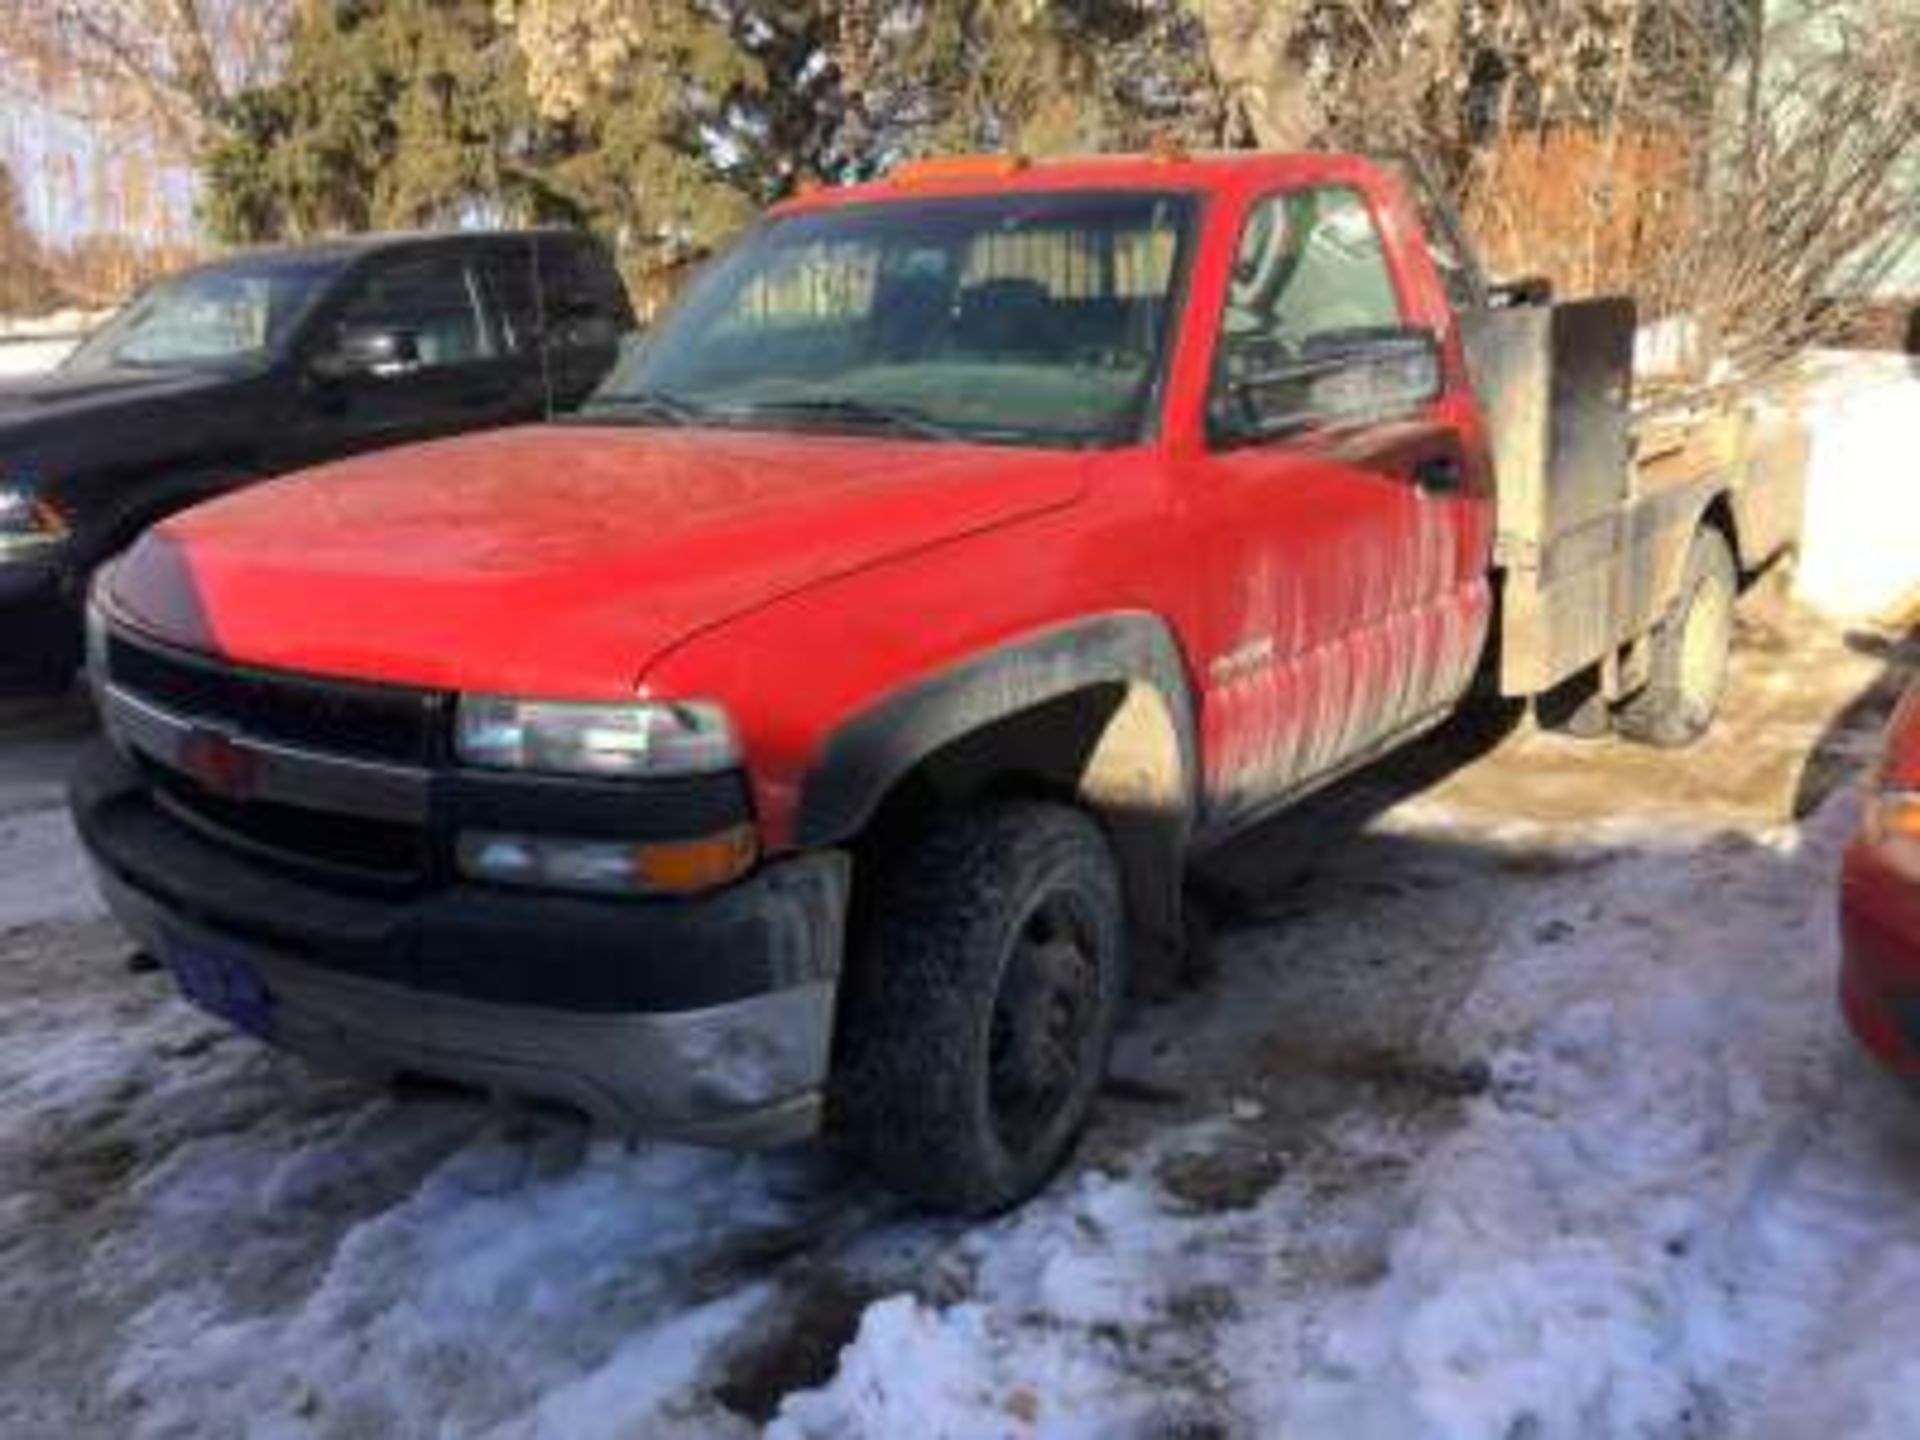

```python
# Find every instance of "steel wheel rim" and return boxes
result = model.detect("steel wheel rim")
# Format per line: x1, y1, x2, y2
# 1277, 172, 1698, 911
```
987, 890, 1100, 1159
1679, 567, 1733, 717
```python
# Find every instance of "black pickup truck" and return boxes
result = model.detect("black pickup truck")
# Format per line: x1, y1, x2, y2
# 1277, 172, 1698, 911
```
0, 229, 634, 690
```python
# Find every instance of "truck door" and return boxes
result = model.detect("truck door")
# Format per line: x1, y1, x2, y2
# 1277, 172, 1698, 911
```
536, 234, 635, 410
1186, 184, 1490, 829
301, 247, 533, 459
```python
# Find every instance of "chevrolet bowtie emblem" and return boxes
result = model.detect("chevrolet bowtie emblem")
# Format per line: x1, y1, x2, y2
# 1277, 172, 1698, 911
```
179, 726, 261, 801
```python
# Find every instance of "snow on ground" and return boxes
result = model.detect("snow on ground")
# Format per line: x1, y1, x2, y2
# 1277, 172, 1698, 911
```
1795, 351, 1920, 620
0, 337, 76, 377
0, 703, 104, 930
0, 310, 100, 376
0, 603, 1915, 1439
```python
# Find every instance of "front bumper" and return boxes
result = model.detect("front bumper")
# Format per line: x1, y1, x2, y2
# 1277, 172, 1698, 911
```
74, 744, 850, 1145
1840, 838, 1920, 1080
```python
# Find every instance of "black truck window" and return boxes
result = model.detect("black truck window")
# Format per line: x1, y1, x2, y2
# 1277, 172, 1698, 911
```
1216, 187, 1404, 410
477, 244, 542, 355
333, 253, 493, 369
541, 238, 630, 351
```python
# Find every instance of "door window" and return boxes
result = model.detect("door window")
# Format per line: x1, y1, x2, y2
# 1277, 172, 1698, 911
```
332, 254, 493, 369
1214, 187, 1422, 437
477, 245, 542, 354
1223, 188, 1401, 359
542, 239, 629, 351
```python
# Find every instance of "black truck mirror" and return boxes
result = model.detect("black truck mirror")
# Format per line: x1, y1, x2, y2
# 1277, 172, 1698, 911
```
1212, 327, 1444, 446
313, 325, 423, 381
1487, 275, 1555, 310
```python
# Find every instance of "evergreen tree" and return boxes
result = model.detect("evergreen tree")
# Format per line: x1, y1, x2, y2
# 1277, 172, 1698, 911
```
199, 1, 1223, 286
203, 1, 540, 242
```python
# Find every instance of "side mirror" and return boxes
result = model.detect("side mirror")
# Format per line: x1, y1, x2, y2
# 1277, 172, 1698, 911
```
1212, 327, 1444, 446
1487, 275, 1554, 309
313, 325, 422, 381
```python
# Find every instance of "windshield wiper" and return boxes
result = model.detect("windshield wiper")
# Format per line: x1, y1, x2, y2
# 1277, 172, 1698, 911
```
576, 389, 707, 426
715, 396, 962, 441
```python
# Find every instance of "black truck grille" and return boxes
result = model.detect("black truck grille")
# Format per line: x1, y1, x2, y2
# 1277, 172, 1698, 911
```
105, 628, 446, 889
106, 630, 447, 765
145, 763, 433, 888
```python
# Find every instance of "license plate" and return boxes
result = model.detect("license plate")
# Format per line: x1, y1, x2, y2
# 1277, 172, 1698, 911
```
164, 935, 275, 1040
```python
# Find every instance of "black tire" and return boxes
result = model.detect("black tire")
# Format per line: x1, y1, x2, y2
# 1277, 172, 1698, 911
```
1616, 525, 1738, 748
834, 800, 1127, 1214
1533, 669, 1612, 739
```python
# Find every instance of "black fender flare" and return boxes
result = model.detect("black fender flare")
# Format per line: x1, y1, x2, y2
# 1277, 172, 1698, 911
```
794, 611, 1198, 849
794, 612, 1201, 976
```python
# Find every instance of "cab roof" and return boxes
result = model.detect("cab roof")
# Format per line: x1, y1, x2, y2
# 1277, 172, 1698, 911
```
177, 227, 600, 279
771, 150, 1392, 215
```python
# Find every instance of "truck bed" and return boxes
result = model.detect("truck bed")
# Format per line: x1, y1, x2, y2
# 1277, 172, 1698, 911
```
1463, 299, 1806, 697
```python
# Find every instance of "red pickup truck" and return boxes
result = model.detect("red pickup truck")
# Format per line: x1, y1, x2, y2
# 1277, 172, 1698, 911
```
74, 151, 1802, 1212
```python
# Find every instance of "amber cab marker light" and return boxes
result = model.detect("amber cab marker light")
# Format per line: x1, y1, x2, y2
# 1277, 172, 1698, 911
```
1148, 134, 1190, 165
890, 153, 1031, 186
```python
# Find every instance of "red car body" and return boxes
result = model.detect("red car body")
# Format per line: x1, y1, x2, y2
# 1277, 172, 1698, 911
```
1841, 686, 1920, 1077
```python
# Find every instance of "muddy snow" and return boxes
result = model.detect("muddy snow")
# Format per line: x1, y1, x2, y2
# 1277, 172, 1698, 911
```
1, 600, 1915, 1440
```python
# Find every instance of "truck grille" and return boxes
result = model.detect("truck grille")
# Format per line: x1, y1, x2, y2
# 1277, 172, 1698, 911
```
145, 763, 433, 888
106, 630, 446, 765
104, 627, 444, 889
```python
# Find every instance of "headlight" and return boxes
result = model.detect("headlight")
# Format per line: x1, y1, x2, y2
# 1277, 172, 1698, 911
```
454, 695, 740, 777
0, 485, 69, 557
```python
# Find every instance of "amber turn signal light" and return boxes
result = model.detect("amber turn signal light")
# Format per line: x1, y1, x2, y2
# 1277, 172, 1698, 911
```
631, 824, 760, 894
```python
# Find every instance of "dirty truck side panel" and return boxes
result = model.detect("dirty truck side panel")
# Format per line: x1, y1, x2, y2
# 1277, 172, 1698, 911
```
1466, 297, 1642, 694
1178, 422, 1492, 830
1168, 163, 1498, 832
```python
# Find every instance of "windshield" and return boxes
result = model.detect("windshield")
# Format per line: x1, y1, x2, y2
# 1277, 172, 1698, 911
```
64, 254, 344, 374
587, 191, 1195, 447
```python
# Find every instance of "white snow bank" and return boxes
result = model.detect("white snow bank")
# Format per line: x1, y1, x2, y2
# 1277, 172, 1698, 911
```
1796, 351, 1920, 619
105, 1137, 814, 1439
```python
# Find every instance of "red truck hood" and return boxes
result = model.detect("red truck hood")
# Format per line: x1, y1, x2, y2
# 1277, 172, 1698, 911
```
111, 425, 1087, 697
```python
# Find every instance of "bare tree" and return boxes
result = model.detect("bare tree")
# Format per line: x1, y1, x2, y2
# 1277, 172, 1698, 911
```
0, 155, 58, 313
0, 0, 293, 163
1655, 0, 1920, 387
1190, 0, 1919, 395
1192, 0, 1320, 148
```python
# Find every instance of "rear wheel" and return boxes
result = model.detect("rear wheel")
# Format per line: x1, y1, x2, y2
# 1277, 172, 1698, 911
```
1616, 525, 1738, 747
834, 800, 1127, 1214
1534, 669, 1612, 739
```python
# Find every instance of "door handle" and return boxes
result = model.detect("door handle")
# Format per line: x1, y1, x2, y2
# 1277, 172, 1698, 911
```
1413, 455, 1464, 494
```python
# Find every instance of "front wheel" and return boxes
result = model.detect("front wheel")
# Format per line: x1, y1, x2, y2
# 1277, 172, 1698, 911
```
833, 801, 1127, 1214
1616, 525, 1738, 747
